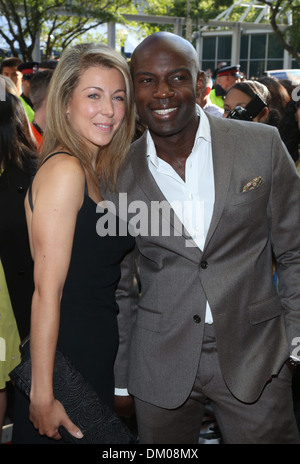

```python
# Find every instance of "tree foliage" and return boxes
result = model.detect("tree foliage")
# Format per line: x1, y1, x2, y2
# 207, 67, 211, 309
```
0, 0, 134, 60
256, 0, 300, 65
0, 0, 299, 65
135, 0, 233, 37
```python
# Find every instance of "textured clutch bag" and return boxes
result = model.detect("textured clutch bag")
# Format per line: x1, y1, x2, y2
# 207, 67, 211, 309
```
9, 343, 134, 444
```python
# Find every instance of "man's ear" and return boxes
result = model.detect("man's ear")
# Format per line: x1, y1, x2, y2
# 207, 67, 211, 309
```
196, 71, 205, 98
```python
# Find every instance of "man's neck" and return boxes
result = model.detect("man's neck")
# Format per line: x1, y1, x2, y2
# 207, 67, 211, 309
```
151, 117, 199, 180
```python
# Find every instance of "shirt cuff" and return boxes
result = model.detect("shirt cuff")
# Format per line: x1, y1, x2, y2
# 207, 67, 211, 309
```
114, 388, 129, 396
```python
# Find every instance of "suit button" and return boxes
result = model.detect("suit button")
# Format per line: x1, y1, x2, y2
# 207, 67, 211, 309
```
17, 186, 25, 193
200, 260, 208, 269
193, 315, 201, 323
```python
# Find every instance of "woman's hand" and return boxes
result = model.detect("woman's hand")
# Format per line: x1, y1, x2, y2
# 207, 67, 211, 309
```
29, 397, 83, 440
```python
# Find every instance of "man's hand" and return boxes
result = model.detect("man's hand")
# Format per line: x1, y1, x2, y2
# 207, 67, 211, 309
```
114, 395, 135, 418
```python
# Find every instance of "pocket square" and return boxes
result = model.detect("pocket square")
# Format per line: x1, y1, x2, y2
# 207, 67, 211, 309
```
242, 176, 263, 192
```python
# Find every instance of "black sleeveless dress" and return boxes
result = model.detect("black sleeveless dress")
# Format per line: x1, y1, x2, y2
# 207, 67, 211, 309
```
12, 153, 134, 444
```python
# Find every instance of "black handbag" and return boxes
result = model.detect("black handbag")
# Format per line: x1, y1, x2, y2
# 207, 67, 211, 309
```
9, 339, 134, 444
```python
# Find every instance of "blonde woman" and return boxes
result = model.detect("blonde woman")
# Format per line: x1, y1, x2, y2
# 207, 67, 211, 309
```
12, 43, 135, 444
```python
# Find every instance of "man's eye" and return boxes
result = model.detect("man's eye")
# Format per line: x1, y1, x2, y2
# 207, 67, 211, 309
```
140, 78, 153, 84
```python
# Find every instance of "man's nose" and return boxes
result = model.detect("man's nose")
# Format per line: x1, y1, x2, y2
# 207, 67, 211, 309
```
153, 80, 175, 99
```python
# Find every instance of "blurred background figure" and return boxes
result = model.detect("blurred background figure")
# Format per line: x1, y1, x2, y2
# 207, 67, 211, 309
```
277, 83, 300, 173
0, 87, 38, 440
0, 75, 20, 97
257, 76, 290, 128
297, 100, 300, 133
197, 71, 224, 117
29, 69, 54, 149
210, 65, 242, 109
38, 60, 58, 72
223, 80, 270, 123
0, 57, 23, 96
17, 61, 39, 123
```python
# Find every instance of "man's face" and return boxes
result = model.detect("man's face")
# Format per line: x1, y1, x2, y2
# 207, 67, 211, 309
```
1, 66, 22, 90
216, 75, 239, 93
131, 40, 201, 139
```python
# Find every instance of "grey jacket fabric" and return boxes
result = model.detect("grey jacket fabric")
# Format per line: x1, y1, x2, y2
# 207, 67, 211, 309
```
105, 114, 300, 408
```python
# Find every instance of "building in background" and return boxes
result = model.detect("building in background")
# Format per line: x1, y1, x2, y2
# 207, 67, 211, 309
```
193, 0, 298, 78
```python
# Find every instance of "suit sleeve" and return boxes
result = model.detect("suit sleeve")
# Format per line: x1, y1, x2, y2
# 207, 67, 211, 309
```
114, 245, 140, 390
269, 127, 300, 353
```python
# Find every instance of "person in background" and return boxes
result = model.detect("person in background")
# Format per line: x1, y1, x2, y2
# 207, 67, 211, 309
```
257, 76, 290, 128
38, 60, 58, 72
109, 31, 300, 444
223, 80, 270, 122
209, 65, 242, 109
197, 72, 223, 117
297, 100, 300, 132
29, 70, 54, 149
0, 57, 23, 96
277, 85, 300, 172
0, 75, 19, 97
12, 42, 135, 444
17, 61, 39, 123
0, 88, 38, 442
280, 78, 298, 96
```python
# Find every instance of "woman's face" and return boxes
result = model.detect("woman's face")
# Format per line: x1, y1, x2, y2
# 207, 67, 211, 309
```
223, 88, 252, 118
223, 87, 267, 122
66, 66, 126, 155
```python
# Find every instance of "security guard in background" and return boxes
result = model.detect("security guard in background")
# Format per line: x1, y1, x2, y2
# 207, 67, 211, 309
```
210, 65, 243, 109
17, 61, 39, 123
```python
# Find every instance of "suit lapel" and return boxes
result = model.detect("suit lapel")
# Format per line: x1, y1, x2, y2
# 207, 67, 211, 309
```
204, 115, 236, 250
130, 134, 164, 201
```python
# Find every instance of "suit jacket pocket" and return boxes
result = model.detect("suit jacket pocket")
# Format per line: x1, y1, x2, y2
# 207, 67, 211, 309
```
135, 307, 162, 333
249, 294, 282, 325
230, 183, 266, 206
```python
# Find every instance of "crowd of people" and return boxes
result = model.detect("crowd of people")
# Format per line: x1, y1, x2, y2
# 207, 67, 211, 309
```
200, 63, 300, 174
0, 31, 300, 445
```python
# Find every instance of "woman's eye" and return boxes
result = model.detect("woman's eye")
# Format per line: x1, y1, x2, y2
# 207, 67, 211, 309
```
113, 95, 125, 102
88, 93, 99, 99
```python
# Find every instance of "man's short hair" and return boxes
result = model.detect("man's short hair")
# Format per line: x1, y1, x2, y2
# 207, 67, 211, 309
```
0, 57, 23, 74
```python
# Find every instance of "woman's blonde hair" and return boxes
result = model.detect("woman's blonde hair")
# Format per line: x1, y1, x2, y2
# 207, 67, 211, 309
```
41, 43, 135, 190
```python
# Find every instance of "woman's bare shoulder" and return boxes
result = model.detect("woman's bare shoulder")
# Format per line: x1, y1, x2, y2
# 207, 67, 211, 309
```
32, 152, 86, 208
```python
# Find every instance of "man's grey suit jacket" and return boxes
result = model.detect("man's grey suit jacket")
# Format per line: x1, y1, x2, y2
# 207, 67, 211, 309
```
106, 114, 300, 409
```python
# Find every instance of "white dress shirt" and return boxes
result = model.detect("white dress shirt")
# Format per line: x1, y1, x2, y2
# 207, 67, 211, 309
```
147, 105, 215, 324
